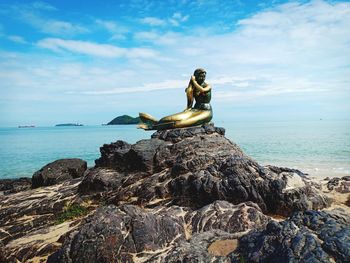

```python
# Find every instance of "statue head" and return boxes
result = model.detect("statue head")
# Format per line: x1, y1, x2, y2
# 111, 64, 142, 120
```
194, 68, 206, 85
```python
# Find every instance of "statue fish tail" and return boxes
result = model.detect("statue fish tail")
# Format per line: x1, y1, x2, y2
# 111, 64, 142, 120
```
138, 112, 158, 130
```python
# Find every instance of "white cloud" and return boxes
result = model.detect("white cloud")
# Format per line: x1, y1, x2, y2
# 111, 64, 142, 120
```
7, 35, 27, 44
31, 1, 57, 11
95, 19, 128, 40
169, 12, 189, 26
37, 38, 123, 57
41, 20, 88, 35
134, 31, 159, 41
6, 2, 88, 36
172, 12, 189, 21
73, 79, 186, 95
2, 0, 350, 125
134, 1, 349, 103
134, 31, 184, 45
140, 12, 190, 27
37, 38, 158, 58
140, 17, 167, 26
214, 77, 333, 102
96, 19, 119, 32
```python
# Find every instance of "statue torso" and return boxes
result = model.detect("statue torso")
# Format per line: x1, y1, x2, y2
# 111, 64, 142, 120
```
193, 82, 211, 110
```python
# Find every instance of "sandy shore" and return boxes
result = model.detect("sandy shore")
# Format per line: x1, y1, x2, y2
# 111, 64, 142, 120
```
262, 161, 350, 179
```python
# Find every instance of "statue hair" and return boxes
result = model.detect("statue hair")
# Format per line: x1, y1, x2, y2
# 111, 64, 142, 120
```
193, 68, 206, 77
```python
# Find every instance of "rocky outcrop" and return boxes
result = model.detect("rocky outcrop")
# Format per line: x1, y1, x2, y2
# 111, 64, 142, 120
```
87, 124, 329, 216
0, 178, 80, 241
0, 178, 85, 262
238, 210, 350, 263
2, 124, 347, 263
48, 201, 269, 263
326, 176, 350, 193
32, 158, 87, 188
78, 168, 123, 195
0, 177, 31, 195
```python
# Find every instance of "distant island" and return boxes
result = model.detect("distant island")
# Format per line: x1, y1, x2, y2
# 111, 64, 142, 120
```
18, 125, 35, 128
55, 123, 83, 127
107, 115, 140, 125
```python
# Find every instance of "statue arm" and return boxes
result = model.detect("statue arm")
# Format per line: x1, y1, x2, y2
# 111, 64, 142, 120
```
191, 75, 211, 92
185, 81, 194, 110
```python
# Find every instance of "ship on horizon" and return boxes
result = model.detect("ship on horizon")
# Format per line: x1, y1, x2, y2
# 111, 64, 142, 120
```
55, 123, 84, 127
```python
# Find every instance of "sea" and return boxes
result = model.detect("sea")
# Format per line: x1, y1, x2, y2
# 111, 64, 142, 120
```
0, 120, 349, 179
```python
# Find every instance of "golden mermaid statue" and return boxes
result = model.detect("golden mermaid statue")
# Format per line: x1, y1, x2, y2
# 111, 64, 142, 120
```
138, 68, 212, 130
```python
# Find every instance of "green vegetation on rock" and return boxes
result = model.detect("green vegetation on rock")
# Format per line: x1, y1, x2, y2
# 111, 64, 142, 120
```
55, 204, 89, 224
240, 255, 246, 263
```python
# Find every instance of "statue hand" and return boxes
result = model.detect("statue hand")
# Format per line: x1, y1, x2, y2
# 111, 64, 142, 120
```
191, 75, 196, 82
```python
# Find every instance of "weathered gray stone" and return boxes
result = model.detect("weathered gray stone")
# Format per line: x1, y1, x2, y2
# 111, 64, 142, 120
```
0, 177, 31, 195
32, 158, 87, 188
2, 124, 344, 263
238, 210, 350, 263
78, 168, 123, 195
89, 124, 330, 216
326, 176, 350, 193
48, 201, 269, 263
0, 178, 84, 262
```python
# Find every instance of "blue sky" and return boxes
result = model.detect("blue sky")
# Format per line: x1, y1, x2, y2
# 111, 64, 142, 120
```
0, 0, 349, 126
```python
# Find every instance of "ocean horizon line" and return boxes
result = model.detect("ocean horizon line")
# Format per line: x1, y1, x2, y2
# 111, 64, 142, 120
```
1, 118, 350, 129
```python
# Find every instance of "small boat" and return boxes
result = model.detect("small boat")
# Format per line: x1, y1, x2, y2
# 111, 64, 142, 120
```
18, 125, 36, 128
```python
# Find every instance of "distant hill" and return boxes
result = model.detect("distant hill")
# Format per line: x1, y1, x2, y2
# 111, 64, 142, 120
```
107, 115, 140, 125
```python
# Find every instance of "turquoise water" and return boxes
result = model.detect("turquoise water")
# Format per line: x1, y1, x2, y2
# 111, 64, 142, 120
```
0, 120, 349, 179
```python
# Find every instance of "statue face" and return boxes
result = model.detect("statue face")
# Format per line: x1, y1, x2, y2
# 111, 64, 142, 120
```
196, 72, 206, 85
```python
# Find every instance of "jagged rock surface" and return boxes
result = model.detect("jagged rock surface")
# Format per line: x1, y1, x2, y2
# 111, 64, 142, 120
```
326, 176, 350, 193
0, 178, 83, 262
2, 124, 346, 263
48, 201, 269, 263
32, 158, 87, 188
0, 177, 31, 195
238, 210, 350, 263
78, 168, 123, 195
86, 124, 329, 216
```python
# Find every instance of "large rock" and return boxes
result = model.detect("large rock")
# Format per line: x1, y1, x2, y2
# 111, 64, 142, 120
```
0, 178, 83, 262
0, 177, 31, 195
78, 168, 123, 195
326, 176, 350, 193
0, 178, 81, 245
189, 201, 269, 234
32, 158, 87, 188
48, 201, 269, 263
238, 209, 350, 263
85, 124, 329, 216
3, 124, 344, 263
